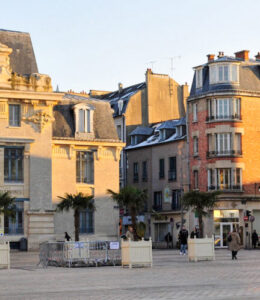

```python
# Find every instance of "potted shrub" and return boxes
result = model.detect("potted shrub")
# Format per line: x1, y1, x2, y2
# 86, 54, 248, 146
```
182, 190, 220, 262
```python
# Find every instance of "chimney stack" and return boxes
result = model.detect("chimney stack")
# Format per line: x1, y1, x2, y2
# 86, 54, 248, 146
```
255, 52, 260, 61
118, 82, 123, 93
218, 51, 224, 58
235, 50, 249, 61
207, 54, 215, 62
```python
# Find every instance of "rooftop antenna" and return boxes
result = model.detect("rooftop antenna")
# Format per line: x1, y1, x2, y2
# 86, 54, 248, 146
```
168, 56, 181, 78
147, 60, 157, 70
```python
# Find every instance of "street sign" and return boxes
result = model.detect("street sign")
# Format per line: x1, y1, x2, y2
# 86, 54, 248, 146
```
243, 216, 249, 222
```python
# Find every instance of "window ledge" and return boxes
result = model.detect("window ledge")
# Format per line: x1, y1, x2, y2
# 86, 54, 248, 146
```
206, 119, 242, 124
7, 126, 21, 129
4, 182, 24, 185
76, 183, 94, 187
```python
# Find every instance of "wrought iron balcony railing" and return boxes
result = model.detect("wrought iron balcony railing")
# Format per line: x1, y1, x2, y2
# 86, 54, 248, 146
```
206, 114, 241, 122
207, 185, 243, 192
207, 150, 242, 158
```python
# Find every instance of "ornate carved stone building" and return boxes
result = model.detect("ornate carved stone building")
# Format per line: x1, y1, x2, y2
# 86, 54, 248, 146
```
0, 30, 123, 249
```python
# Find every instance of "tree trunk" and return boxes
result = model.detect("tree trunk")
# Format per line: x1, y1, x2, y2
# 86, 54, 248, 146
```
74, 209, 80, 241
130, 208, 137, 240
198, 214, 203, 238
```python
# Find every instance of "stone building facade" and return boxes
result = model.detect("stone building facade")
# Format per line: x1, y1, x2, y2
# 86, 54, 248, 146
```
188, 50, 260, 248
125, 118, 189, 247
0, 30, 123, 249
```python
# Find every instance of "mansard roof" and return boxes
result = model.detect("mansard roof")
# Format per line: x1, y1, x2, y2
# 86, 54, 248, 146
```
126, 117, 186, 150
52, 94, 119, 141
0, 29, 38, 75
189, 56, 260, 100
93, 82, 146, 117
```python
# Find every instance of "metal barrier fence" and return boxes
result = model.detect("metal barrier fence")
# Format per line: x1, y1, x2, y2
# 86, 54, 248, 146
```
39, 240, 121, 268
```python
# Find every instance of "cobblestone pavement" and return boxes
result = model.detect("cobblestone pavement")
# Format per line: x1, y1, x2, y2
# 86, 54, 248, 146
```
1, 249, 260, 299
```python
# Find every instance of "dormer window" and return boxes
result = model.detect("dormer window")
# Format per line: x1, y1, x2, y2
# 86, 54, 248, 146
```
74, 103, 94, 136
159, 129, 176, 140
196, 68, 203, 88
131, 135, 138, 145
209, 64, 239, 84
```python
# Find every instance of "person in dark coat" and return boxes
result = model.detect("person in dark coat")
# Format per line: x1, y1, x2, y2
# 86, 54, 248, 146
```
228, 228, 241, 260
65, 232, 71, 241
178, 226, 189, 255
190, 227, 199, 239
165, 232, 173, 248
252, 230, 258, 248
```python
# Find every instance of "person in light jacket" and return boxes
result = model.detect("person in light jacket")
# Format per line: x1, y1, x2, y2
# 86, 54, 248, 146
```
228, 228, 241, 260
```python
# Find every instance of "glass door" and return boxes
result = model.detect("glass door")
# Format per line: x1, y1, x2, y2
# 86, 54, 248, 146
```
221, 223, 232, 247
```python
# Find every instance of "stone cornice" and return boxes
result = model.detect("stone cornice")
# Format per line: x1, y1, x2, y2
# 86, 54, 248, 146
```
0, 90, 64, 102
188, 90, 260, 101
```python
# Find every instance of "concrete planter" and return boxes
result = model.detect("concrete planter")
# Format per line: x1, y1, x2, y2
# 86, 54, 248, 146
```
188, 236, 215, 262
0, 241, 10, 269
121, 238, 152, 268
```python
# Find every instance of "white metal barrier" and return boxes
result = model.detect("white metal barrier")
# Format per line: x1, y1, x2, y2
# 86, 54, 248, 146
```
121, 238, 152, 268
0, 241, 10, 269
39, 240, 121, 268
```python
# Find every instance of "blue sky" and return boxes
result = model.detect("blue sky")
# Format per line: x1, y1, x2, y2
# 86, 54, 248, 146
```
1, 0, 259, 92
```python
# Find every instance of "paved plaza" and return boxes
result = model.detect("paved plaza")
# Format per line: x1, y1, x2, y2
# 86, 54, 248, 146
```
1, 249, 260, 299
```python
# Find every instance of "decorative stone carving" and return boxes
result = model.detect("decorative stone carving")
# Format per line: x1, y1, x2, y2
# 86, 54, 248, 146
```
0, 101, 7, 119
22, 110, 54, 132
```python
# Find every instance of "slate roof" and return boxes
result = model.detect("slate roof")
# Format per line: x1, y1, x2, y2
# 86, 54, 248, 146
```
129, 126, 154, 136
189, 56, 260, 100
157, 118, 186, 130
53, 94, 119, 141
126, 118, 186, 150
93, 82, 146, 117
0, 29, 38, 75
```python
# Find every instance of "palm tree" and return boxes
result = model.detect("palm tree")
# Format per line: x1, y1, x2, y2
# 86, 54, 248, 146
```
181, 190, 220, 238
107, 186, 147, 239
0, 192, 16, 226
57, 192, 95, 241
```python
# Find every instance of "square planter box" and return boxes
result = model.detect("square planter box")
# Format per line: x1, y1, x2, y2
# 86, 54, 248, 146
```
0, 241, 10, 269
121, 238, 152, 268
188, 236, 215, 262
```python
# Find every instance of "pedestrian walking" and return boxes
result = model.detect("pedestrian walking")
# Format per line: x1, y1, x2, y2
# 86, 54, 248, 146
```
165, 232, 173, 248
126, 225, 134, 241
252, 230, 259, 249
178, 226, 188, 255
228, 228, 241, 260
64, 232, 71, 241
190, 227, 199, 239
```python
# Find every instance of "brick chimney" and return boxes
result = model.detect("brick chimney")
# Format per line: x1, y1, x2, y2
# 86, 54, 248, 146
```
255, 52, 260, 61
218, 51, 224, 58
118, 82, 123, 93
207, 54, 215, 62
235, 50, 249, 61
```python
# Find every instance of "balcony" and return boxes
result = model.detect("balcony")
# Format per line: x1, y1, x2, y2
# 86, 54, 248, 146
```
207, 150, 242, 158
207, 185, 243, 192
152, 204, 162, 212
206, 114, 241, 122
168, 170, 176, 182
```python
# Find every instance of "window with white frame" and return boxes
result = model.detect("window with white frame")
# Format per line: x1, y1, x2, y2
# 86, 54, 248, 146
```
217, 168, 231, 190
192, 103, 198, 122
207, 98, 240, 120
196, 68, 203, 88
74, 104, 94, 134
209, 64, 239, 84
208, 168, 242, 190
193, 136, 198, 156
215, 133, 232, 154
80, 209, 94, 234
9, 104, 21, 127
76, 151, 94, 184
